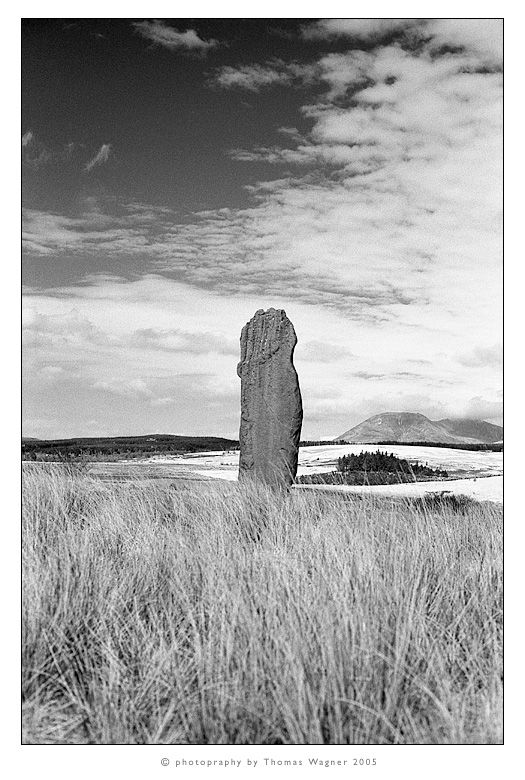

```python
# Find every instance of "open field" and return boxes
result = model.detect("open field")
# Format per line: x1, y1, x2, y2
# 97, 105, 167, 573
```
22, 465, 502, 744
67, 444, 502, 503
296, 476, 503, 504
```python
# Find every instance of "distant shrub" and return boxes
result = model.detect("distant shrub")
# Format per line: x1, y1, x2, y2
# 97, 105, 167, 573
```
408, 492, 478, 514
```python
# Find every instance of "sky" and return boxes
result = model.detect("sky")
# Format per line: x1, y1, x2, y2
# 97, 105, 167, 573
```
22, 17, 503, 440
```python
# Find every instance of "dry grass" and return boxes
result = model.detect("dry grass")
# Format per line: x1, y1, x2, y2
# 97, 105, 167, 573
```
22, 465, 502, 744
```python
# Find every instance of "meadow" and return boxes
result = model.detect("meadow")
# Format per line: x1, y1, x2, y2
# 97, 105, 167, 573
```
124, 445, 503, 504
22, 465, 502, 745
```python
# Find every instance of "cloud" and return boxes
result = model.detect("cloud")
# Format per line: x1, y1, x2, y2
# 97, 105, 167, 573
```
22, 131, 51, 168
23, 268, 503, 439
303, 19, 503, 65
22, 290, 244, 438
351, 370, 424, 381
298, 341, 352, 363
22, 309, 110, 351
22, 132, 78, 168
22, 134, 114, 174
213, 60, 316, 91
128, 327, 238, 355
93, 377, 154, 399
134, 19, 217, 52
303, 18, 417, 41
203, 41, 501, 329
463, 396, 503, 423
22, 201, 169, 255
425, 18, 503, 63
85, 143, 112, 171
458, 344, 503, 369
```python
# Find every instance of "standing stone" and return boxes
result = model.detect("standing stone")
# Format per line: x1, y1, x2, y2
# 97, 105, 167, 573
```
237, 308, 303, 487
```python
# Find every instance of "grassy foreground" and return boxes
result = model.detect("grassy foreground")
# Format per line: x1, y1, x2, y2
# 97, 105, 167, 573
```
22, 466, 502, 745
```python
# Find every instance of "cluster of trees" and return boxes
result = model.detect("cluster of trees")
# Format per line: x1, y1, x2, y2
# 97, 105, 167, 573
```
297, 449, 448, 486
338, 450, 448, 477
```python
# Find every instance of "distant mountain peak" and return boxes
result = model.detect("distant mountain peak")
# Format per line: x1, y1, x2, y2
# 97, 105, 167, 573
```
335, 412, 502, 445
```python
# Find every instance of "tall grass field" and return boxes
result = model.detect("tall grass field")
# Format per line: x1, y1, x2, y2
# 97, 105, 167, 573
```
22, 465, 502, 744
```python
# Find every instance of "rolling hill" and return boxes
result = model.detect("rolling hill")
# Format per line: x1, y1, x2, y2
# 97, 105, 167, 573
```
436, 418, 504, 443
22, 434, 239, 460
335, 412, 503, 445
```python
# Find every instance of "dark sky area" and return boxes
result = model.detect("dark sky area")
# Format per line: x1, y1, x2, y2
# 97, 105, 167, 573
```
24, 20, 319, 214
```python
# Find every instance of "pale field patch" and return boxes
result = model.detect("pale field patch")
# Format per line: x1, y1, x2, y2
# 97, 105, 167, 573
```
136, 444, 503, 503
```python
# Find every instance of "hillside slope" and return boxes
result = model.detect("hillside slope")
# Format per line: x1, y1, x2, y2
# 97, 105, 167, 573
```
335, 412, 501, 445
22, 434, 239, 459
436, 418, 503, 443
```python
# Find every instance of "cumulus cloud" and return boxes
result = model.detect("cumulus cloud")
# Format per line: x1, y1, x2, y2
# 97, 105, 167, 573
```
134, 19, 217, 52
85, 143, 112, 172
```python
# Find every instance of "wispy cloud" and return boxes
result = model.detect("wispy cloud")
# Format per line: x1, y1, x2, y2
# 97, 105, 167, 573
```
134, 19, 217, 52
85, 143, 112, 172
128, 327, 238, 355
302, 18, 417, 41
20, 133, 116, 175
22, 201, 172, 256
22, 130, 51, 168
22, 309, 110, 351
22, 132, 81, 170
213, 60, 316, 91
298, 341, 352, 363
458, 345, 502, 369
302, 18, 503, 64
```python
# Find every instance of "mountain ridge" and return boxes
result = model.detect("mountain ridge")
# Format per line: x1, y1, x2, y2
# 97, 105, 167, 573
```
335, 412, 503, 445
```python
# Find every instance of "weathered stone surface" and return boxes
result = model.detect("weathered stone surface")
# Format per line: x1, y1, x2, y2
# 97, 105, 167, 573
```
237, 308, 303, 487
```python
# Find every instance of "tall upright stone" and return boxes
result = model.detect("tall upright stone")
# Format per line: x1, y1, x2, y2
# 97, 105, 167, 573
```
237, 308, 303, 487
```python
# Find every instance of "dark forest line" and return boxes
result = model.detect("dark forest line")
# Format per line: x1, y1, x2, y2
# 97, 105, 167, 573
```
22, 435, 502, 461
